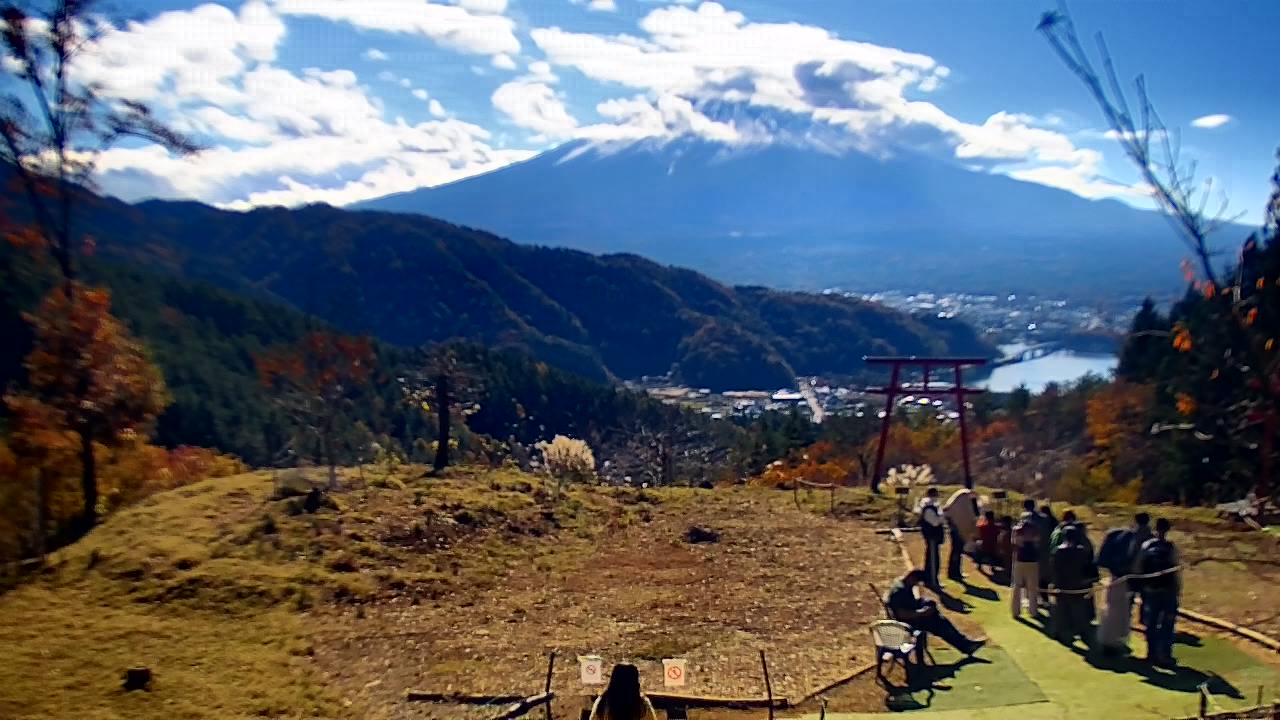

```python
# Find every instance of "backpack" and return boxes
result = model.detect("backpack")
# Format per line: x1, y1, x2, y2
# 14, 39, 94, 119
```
1097, 528, 1137, 575
1137, 539, 1177, 592
1013, 520, 1038, 562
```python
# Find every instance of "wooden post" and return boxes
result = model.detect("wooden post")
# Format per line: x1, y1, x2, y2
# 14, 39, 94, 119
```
955, 363, 974, 489
870, 363, 900, 493
760, 650, 775, 720
543, 652, 556, 720
1260, 411, 1275, 510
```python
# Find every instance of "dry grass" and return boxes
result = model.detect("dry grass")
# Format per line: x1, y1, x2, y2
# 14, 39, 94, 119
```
8, 469, 1271, 720
0, 467, 902, 720
308, 480, 904, 720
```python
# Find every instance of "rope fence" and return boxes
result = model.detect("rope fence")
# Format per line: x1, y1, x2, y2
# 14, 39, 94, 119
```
1039, 564, 1184, 597
793, 478, 838, 512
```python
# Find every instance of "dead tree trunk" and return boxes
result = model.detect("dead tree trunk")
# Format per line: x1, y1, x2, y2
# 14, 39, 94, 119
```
77, 427, 96, 536
434, 372, 451, 472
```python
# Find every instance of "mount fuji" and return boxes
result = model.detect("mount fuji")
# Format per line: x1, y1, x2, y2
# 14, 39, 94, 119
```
358, 131, 1227, 301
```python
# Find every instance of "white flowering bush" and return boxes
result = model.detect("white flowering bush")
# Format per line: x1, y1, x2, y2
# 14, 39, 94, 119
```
536, 435, 596, 498
883, 463, 936, 488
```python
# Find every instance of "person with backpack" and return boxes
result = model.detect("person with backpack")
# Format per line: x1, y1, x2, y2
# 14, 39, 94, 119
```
1094, 513, 1152, 652
1049, 524, 1098, 646
1034, 504, 1058, 601
1137, 518, 1181, 667
943, 488, 978, 582
917, 487, 945, 589
1011, 510, 1041, 618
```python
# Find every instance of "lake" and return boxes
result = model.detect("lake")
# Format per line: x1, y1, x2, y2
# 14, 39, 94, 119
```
979, 350, 1118, 393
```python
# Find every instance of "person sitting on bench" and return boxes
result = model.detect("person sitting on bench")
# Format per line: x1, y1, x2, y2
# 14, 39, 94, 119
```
884, 569, 986, 656
589, 663, 658, 720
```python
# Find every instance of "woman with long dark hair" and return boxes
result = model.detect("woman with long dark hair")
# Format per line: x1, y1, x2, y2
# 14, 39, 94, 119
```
589, 663, 657, 720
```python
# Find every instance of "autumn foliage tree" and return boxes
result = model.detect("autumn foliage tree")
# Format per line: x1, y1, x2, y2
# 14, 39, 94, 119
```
0, 0, 197, 543
1041, 7, 1280, 503
257, 332, 375, 488
4, 285, 169, 535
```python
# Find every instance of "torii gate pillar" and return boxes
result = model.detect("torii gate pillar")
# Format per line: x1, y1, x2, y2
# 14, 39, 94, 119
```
864, 356, 988, 493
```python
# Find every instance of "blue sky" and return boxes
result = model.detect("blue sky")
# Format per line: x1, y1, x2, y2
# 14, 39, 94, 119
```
44, 0, 1277, 223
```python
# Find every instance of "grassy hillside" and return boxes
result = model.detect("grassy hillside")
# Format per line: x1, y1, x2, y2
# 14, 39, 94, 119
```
0, 466, 904, 720
3, 469, 1277, 720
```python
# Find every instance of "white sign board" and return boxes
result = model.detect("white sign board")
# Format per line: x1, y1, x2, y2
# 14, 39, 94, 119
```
579, 655, 604, 685
662, 658, 687, 688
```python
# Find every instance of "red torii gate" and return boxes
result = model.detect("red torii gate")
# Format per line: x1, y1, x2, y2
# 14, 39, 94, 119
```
864, 356, 988, 493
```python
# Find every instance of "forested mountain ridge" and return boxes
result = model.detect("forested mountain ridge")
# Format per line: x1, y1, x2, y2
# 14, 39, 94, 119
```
17, 183, 993, 390
1, 244, 727, 468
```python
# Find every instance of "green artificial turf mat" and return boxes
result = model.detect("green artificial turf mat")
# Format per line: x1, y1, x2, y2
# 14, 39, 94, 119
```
882, 645, 1047, 712
809, 537, 1280, 719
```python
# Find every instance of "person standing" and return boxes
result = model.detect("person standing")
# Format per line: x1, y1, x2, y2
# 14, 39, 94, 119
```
1096, 513, 1150, 653
917, 487, 945, 589
977, 510, 999, 571
1050, 525, 1097, 646
1011, 511, 1040, 618
1035, 504, 1058, 601
943, 488, 978, 582
1137, 518, 1181, 667
589, 664, 659, 720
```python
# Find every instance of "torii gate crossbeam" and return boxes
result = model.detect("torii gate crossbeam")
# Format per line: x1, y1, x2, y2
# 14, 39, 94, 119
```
863, 356, 988, 493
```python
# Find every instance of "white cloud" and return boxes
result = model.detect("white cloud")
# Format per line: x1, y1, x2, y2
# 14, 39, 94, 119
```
453, 0, 507, 12
529, 1, 1135, 201
571, 0, 618, 11
492, 80, 579, 138
1009, 165, 1147, 200
363, 48, 389, 61
74, 0, 285, 107
273, 0, 520, 56
1190, 113, 1231, 129
526, 60, 557, 83
412, 88, 429, 100
491, 53, 517, 70
65, 2, 529, 208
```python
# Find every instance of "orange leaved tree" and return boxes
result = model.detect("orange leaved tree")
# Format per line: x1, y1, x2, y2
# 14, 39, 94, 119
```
4, 285, 169, 537
257, 332, 375, 489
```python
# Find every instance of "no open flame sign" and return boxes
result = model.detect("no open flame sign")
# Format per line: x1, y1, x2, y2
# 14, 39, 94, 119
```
579, 655, 604, 685
662, 658, 687, 687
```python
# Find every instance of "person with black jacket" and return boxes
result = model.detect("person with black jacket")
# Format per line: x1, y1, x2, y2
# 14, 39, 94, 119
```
1050, 525, 1098, 646
917, 487, 945, 589
1137, 518, 1181, 667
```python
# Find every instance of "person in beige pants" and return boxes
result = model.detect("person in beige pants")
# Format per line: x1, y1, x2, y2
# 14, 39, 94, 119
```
1011, 507, 1041, 618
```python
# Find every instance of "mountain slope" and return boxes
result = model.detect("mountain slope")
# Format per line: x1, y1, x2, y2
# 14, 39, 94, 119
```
20, 183, 992, 390
359, 136, 1220, 298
